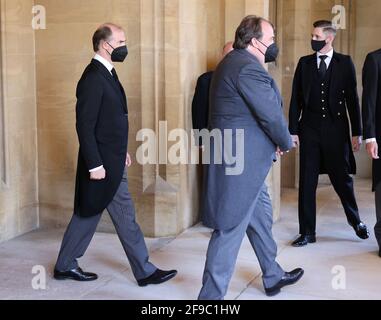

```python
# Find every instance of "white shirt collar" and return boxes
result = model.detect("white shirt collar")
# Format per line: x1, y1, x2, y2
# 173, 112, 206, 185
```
316, 48, 334, 68
94, 53, 114, 74
317, 48, 334, 59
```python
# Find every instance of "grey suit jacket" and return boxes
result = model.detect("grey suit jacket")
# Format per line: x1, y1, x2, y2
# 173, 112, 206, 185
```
202, 49, 293, 231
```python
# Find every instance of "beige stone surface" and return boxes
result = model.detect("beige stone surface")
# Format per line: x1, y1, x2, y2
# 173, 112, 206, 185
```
0, 0, 38, 243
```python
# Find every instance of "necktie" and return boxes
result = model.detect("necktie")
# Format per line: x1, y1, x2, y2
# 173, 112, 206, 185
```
111, 68, 127, 111
111, 68, 119, 82
318, 55, 328, 79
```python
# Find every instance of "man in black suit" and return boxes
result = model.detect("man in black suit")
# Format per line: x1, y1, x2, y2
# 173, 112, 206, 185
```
192, 42, 234, 137
362, 49, 381, 257
289, 20, 370, 247
53, 23, 177, 285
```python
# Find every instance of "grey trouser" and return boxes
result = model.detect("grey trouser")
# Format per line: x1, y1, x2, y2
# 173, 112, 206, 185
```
55, 168, 156, 281
198, 183, 284, 300
375, 182, 381, 249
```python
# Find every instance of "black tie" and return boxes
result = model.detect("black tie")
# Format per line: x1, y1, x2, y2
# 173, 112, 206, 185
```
111, 68, 119, 82
318, 55, 328, 79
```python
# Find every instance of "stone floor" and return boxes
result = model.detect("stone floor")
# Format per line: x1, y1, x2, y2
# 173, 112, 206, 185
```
0, 178, 380, 300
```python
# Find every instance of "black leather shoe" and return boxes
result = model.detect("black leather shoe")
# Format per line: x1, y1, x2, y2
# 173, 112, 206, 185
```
379, 249, 381, 258
137, 269, 177, 287
292, 235, 316, 247
54, 267, 98, 281
350, 222, 370, 240
265, 268, 304, 297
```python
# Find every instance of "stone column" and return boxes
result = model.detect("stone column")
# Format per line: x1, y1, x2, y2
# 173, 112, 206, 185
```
0, 0, 38, 243
278, 0, 312, 189
138, 0, 210, 237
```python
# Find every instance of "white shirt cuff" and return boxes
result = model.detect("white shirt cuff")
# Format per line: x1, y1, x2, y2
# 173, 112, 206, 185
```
89, 165, 104, 172
366, 138, 377, 144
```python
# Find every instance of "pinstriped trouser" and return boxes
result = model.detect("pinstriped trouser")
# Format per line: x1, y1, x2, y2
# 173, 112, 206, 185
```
198, 183, 285, 300
375, 182, 381, 249
55, 168, 156, 281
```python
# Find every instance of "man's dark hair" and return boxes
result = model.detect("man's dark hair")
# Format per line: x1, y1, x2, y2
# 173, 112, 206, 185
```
92, 25, 113, 52
233, 15, 274, 50
93, 22, 122, 52
313, 20, 337, 36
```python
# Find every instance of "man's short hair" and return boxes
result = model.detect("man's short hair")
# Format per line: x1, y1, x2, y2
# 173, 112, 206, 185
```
313, 20, 337, 36
92, 23, 122, 52
233, 15, 274, 50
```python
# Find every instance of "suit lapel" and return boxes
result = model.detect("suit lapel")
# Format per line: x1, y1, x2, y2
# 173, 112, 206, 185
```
119, 84, 128, 113
303, 53, 317, 106
91, 59, 128, 113
328, 52, 340, 107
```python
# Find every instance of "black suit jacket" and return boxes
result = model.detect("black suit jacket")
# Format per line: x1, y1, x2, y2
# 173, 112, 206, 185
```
74, 59, 129, 217
289, 51, 362, 137
192, 71, 213, 132
362, 49, 381, 190
289, 52, 361, 175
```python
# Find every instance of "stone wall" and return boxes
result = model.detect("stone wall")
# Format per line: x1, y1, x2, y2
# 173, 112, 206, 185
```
34, 0, 225, 236
34, 0, 282, 236
2, 0, 379, 242
0, 0, 38, 243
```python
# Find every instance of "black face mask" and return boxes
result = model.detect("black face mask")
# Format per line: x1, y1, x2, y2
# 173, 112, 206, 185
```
311, 39, 326, 52
257, 40, 279, 63
107, 42, 128, 62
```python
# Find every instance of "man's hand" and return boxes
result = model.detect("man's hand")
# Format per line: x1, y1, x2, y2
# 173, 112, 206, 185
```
366, 141, 379, 160
352, 136, 362, 153
292, 135, 300, 148
90, 167, 106, 180
125, 152, 132, 167
276, 147, 284, 157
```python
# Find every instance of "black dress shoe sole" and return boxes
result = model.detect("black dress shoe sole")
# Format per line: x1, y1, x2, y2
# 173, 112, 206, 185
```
265, 288, 282, 297
265, 270, 305, 297
138, 271, 177, 287
54, 274, 98, 282
292, 239, 316, 247
350, 223, 370, 240
355, 232, 370, 240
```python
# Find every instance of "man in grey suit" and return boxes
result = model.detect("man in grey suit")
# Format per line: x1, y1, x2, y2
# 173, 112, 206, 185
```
198, 16, 304, 300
